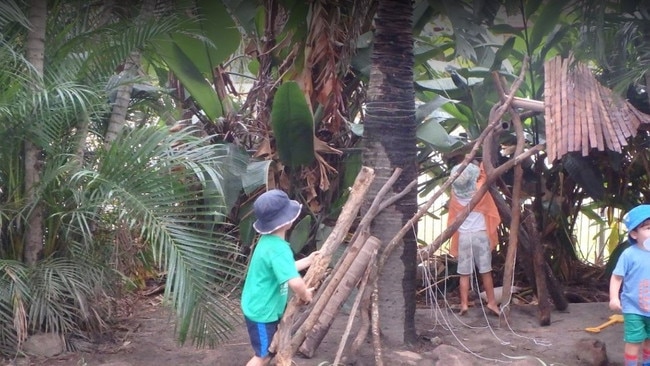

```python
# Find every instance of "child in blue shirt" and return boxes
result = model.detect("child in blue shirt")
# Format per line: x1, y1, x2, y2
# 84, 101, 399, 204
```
610, 204, 650, 366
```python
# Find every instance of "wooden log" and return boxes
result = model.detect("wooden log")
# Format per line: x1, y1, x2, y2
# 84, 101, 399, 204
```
304, 166, 376, 287
489, 190, 568, 313
492, 72, 525, 323
523, 213, 552, 326
489, 187, 537, 287
269, 166, 375, 365
333, 247, 377, 365
299, 236, 382, 357
424, 144, 544, 256
286, 169, 403, 359
511, 97, 544, 112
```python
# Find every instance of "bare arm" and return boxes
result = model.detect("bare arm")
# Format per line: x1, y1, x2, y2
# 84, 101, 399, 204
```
287, 277, 313, 303
295, 250, 320, 272
609, 274, 623, 311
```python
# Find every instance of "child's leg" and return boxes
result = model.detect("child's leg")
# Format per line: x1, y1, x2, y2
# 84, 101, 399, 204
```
246, 355, 270, 366
458, 274, 470, 314
643, 339, 650, 366
625, 342, 641, 366
244, 317, 278, 366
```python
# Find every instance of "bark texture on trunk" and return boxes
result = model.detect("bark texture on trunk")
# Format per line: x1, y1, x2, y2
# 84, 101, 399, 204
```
104, 0, 155, 147
23, 0, 47, 265
362, 0, 418, 345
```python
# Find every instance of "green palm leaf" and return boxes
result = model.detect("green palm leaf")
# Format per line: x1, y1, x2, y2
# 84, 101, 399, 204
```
72, 125, 247, 345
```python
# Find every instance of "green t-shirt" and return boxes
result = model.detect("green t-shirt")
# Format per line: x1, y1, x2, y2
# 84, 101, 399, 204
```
241, 234, 299, 323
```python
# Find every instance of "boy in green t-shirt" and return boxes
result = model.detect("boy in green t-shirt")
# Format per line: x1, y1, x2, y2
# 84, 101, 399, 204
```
241, 189, 317, 366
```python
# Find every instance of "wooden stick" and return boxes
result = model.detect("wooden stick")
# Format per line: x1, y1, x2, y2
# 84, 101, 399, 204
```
269, 166, 374, 364
298, 235, 381, 357
333, 247, 377, 365
492, 72, 525, 323
291, 169, 404, 362
349, 276, 373, 358
418, 144, 543, 258
371, 286, 383, 366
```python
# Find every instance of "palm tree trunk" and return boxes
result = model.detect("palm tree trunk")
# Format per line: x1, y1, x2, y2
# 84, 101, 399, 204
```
362, 0, 418, 345
23, 0, 47, 265
104, 0, 155, 147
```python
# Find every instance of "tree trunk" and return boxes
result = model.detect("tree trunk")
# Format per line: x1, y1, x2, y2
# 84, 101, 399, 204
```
523, 214, 552, 326
362, 0, 418, 345
104, 0, 155, 147
23, 0, 47, 265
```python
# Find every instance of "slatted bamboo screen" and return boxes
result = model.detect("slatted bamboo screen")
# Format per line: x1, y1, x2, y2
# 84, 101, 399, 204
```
543, 55, 650, 162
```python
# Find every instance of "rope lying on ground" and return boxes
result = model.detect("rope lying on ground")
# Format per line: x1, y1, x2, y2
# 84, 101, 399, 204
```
417, 249, 552, 364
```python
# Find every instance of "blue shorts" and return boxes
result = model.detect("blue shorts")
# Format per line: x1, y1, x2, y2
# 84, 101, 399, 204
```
245, 316, 279, 358
623, 313, 650, 343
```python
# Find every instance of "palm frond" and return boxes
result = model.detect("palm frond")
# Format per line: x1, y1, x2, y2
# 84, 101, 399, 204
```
69, 125, 246, 346
0, 0, 29, 29
0, 260, 30, 353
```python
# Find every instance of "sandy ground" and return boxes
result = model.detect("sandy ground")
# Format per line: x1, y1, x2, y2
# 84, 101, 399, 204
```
425, 300, 624, 365
17, 299, 625, 366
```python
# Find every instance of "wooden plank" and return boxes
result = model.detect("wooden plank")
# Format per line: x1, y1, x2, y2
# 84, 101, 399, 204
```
629, 102, 650, 127
620, 103, 637, 139
600, 85, 628, 149
582, 63, 603, 152
554, 57, 565, 159
597, 83, 621, 153
544, 58, 555, 162
562, 57, 573, 154
610, 93, 633, 138
574, 60, 589, 156
593, 76, 611, 151
544, 60, 555, 162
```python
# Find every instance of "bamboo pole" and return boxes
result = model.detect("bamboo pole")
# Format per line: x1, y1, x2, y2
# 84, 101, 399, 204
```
333, 247, 377, 365
299, 236, 382, 357
492, 72, 525, 324
269, 166, 374, 365
511, 96, 544, 112
282, 168, 403, 360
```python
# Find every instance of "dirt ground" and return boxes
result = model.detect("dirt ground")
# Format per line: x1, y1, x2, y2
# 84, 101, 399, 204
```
11, 295, 627, 366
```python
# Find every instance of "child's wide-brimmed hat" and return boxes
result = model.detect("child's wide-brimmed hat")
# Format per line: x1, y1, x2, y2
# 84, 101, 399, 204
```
623, 204, 650, 244
253, 189, 302, 234
451, 163, 480, 199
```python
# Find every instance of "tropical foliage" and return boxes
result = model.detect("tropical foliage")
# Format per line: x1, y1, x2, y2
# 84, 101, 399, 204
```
0, 0, 649, 357
0, 0, 245, 352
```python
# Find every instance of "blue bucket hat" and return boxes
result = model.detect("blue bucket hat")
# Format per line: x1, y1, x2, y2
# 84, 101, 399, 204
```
623, 204, 650, 244
253, 189, 302, 234
451, 163, 480, 199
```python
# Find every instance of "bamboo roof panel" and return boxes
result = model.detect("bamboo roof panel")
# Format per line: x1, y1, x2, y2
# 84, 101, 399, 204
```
544, 57, 555, 161
543, 56, 650, 162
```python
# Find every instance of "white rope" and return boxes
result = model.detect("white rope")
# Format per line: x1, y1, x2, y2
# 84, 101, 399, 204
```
494, 246, 552, 347
417, 248, 510, 364
417, 236, 553, 363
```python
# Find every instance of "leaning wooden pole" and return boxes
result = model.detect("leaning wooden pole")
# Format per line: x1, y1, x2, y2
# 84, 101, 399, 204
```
288, 168, 404, 360
299, 236, 382, 357
269, 166, 375, 365
419, 57, 531, 258
523, 211, 552, 326
492, 72, 525, 323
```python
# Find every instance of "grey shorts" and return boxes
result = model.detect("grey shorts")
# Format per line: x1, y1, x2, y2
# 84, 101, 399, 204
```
456, 231, 492, 275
